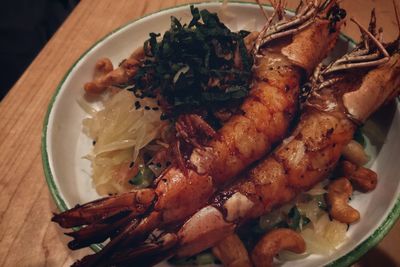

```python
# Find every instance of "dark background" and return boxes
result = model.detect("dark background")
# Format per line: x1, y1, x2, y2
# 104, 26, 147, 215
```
0, 0, 79, 100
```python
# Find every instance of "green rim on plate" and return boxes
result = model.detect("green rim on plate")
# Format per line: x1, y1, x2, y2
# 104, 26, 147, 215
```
41, 1, 400, 265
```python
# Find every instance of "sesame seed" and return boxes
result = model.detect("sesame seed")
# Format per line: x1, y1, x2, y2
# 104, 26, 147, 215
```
152, 107, 159, 111
160, 113, 168, 120
135, 101, 141, 109
145, 106, 151, 110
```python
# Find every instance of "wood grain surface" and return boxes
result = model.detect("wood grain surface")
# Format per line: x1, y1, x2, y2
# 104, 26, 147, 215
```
0, 0, 399, 266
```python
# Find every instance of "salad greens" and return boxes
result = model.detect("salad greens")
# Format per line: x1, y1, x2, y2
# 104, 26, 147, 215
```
168, 249, 220, 266
128, 164, 155, 188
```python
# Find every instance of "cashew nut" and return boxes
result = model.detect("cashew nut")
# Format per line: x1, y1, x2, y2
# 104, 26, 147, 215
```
212, 234, 252, 267
341, 160, 378, 192
340, 159, 357, 174
327, 177, 360, 224
84, 58, 114, 94
84, 46, 144, 94
251, 228, 306, 267
341, 140, 369, 166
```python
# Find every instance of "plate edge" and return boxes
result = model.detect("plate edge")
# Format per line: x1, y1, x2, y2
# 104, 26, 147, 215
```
40, 0, 399, 263
328, 198, 400, 267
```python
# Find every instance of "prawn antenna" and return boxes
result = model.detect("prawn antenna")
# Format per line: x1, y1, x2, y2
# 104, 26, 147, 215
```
256, 0, 270, 21
295, 0, 305, 15
271, 0, 286, 20
393, 0, 400, 39
320, 0, 336, 13
306, 17, 389, 99
351, 17, 389, 59
252, 0, 280, 55
368, 9, 377, 37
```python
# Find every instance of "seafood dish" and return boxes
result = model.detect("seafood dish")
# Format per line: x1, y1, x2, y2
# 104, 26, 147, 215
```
47, 1, 400, 266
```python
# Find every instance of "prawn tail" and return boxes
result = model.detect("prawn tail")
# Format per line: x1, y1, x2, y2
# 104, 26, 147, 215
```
65, 212, 138, 250
51, 188, 155, 228
98, 233, 178, 267
71, 211, 163, 267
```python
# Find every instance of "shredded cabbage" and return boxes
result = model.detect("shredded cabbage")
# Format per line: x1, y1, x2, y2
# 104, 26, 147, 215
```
81, 90, 168, 195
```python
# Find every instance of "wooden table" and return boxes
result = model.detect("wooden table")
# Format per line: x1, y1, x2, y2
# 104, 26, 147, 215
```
0, 0, 399, 266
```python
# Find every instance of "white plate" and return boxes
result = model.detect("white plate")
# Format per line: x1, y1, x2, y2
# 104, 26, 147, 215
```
42, 2, 400, 267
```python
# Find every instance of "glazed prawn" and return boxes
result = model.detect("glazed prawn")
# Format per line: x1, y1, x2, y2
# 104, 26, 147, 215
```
52, 1, 346, 265
128, 16, 399, 265
80, 14, 400, 267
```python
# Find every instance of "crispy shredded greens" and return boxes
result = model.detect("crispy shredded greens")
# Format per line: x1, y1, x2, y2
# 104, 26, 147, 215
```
133, 5, 253, 118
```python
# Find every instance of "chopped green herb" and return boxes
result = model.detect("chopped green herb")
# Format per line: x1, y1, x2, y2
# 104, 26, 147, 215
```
353, 127, 366, 147
326, 4, 346, 33
258, 209, 285, 232
133, 5, 253, 118
287, 206, 311, 231
314, 194, 328, 211
287, 206, 301, 230
128, 164, 155, 188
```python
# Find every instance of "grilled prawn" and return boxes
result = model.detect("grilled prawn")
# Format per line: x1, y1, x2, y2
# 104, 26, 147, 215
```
52, 1, 346, 265
119, 17, 399, 265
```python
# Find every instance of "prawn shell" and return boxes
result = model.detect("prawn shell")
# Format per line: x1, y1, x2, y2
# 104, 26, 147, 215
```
343, 54, 400, 122
282, 18, 343, 75
154, 167, 214, 223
